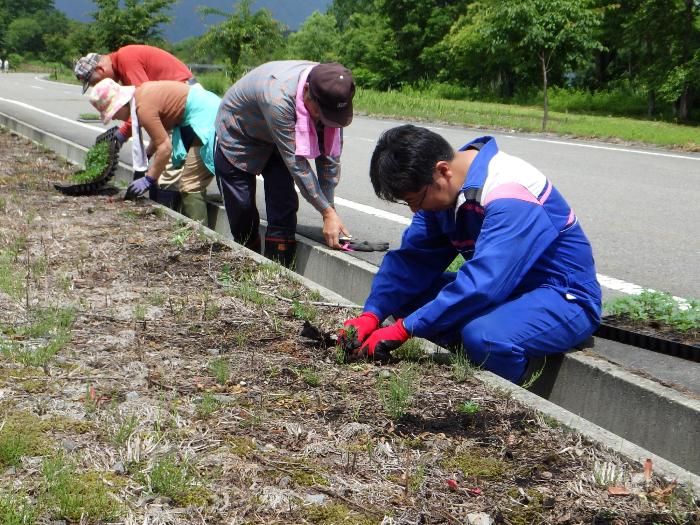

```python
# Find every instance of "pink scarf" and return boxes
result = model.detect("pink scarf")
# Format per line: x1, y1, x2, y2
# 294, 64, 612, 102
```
295, 65, 341, 158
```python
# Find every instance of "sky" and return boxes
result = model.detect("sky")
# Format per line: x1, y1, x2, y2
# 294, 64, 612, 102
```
54, 0, 331, 42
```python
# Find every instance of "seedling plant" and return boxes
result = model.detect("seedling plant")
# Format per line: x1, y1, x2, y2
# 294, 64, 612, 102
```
69, 141, 111, 183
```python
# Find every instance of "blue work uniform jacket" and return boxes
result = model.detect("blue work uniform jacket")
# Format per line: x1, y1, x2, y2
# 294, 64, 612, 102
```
364, 136, 602, 340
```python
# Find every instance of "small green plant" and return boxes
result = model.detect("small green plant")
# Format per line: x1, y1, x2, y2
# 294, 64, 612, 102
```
291, 299, 318, 321
456, 400, 480, 416
196, 392, 221, 419
446, 254, 466, 272
377, 364, 418, 420
119, 210, 139, 220
42, 455, 121, 521
202, 291, 220, 320
229, 282, 274, 305
169, 225, 193, 247
605, 290, 699, 333
208, 357, 230, 385
147, 291, 166, 306
0, 196, 6, 213
521, 359, 546, 390
0, 251, 24, 300
393, 338, 425, 361
300, 366, 321, 387
132, 304, 146, 323
149, 454, 205, 506
70, 141, 110, 183
218, 263, 233, 285
0, 491, 37, 525
0, 413, 43, 467
112, 414, 139, 447
451, 350, 476, 383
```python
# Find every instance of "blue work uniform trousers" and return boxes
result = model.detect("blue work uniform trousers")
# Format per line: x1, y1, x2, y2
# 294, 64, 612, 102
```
397, 273, 599, 383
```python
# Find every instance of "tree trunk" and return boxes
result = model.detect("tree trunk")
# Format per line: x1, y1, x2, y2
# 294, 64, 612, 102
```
647, 90, 656, 118
678, 85, 691, 122
540, 52, 548, 131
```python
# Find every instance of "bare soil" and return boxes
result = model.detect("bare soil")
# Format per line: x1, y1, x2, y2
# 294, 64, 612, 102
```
0, 128, 697, 524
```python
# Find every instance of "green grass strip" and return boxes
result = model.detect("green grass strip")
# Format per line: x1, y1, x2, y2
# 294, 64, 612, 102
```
355, 88, 700, 151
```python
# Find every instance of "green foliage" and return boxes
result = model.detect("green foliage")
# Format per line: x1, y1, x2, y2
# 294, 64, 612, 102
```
208, 357, 230, 385
286, 11, 341, 63
451, 350, 476, 383
42, 455, 122, 522
392, 338, 425, 362
605, 290, 699, 332
291, 300, 318, 322
0, 491, 36, 525
70, 141, 110, 183
149, 454, 206, 506
196, 392, 221, 419
377, 364, 418, 419
0, 412, 44, 467
300, 366, 321, 387
456, 400, 480, 416
198, 71, 231, 97
112, 414, 139, 446
0, 250, 24, 300
197, 0, 285, 77
90, 0, 176, 50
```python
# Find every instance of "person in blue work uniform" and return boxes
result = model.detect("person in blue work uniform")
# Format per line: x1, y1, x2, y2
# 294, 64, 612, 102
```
339, 125, 602, 383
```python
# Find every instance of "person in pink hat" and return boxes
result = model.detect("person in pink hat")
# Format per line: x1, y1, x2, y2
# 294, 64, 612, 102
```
89, 78, 220, 224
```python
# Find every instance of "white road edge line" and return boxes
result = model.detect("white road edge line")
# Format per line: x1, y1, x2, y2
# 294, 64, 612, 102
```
527, 138, 700, 161
3, 96, 689, 303
0, 97, 104, 132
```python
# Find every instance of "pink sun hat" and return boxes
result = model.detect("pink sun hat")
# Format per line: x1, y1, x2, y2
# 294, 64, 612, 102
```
88, 78, 135, 124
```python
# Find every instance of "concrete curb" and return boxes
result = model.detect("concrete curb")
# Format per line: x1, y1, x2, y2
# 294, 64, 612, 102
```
2, 110, 699, 493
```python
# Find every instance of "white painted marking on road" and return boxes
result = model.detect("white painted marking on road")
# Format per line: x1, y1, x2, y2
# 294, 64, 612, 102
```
33, 75, 79, 89
335, 196, 411, 225
527, 138, 700, 161
595, 274, 689, 307
30, 85, 44, 90
0, 97, 103, 132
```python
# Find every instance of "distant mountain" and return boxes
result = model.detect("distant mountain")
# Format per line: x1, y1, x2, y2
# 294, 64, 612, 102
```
54, 0, 331, 42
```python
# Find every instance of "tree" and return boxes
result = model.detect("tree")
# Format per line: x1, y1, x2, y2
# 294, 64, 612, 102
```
197, 0, 285, 77
468, 0, 603, 129
287, 11, 341, 63
4, 17, 43, 55
91, 0, 175, 51
327, 0, 374, 31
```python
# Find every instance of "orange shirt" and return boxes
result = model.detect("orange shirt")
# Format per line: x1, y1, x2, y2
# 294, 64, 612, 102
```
134, 81, 189, 148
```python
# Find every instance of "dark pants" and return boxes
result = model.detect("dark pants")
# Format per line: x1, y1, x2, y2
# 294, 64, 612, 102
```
214, 144, 298, 266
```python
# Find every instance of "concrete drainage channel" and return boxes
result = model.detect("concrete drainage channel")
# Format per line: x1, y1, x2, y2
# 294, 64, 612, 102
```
2, 111, 699, 492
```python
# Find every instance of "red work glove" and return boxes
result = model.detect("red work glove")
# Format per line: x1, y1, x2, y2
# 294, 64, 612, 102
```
338, 311, 380, 350
347, 319, 410, 363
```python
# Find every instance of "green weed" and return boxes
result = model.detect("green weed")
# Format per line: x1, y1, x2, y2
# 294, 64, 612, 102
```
147, 291, 166, 306
196, 392, 221, 419
291, 299, 318, 321
169, 226, 193, 247
0, 412, 44, 467
112, 414, 139, 447
456, 400, 480, 416
377, 365, 418, 420
300, 367, 321, 387
393, 338, 425, 362
0, 251, 24, 300
208, 357, 230, 385
42, 455, 122, 522
0, 491, 36, 525
229, 282, 274, 306
78, 112, 100, 120
149, 454, 207, 506
451, 350, 477, 383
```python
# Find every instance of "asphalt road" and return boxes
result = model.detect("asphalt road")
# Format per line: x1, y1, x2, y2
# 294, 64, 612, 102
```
1, 73, 698, 301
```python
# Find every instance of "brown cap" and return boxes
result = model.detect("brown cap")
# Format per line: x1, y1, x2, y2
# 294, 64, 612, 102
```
308, 63, 355, 127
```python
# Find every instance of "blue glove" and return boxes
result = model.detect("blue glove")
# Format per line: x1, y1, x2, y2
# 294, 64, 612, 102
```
124, 175, 155, 200
114, 130, 127, 145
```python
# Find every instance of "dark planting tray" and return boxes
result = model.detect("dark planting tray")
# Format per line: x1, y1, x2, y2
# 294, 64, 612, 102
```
54, 127, 121, 196
594, 320, 700, 362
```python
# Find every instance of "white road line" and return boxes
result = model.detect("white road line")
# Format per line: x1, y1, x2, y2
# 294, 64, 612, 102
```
0, 97, 103, 132
29, 85, 44, 90
527, 138, 700, 161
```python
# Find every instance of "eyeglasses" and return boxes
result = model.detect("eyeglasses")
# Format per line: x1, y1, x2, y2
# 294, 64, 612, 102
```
398, 184, 430, 210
